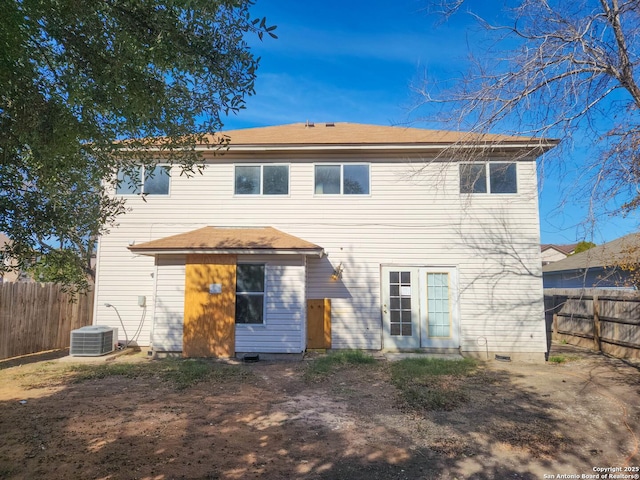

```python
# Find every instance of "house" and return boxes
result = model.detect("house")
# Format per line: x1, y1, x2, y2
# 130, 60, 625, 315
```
93, 122, 557, 362
0, 233, 21, 283
543, 233, 640, 289
541, 243, 578, 265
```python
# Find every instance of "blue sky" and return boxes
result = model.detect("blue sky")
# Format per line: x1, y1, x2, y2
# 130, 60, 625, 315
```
221, 0, 639, 246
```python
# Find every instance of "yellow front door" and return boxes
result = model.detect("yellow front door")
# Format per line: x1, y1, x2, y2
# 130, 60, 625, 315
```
183, 254, 236, 357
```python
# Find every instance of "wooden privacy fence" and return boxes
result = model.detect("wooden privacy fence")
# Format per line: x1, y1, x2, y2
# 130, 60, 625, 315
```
544, 288, 640, 359
0, 282, 93, 360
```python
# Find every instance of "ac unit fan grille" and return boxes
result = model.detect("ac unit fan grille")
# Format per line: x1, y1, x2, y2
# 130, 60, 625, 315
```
70, 327, 116, 356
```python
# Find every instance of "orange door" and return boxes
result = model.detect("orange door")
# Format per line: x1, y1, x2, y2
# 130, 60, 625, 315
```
183, 254, 236, 357
306, 299, 331, 349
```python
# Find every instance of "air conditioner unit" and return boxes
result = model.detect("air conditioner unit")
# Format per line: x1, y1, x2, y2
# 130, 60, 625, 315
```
70, 326, 118, 356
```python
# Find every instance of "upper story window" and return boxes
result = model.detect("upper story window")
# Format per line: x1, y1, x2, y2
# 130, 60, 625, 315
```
116, 165, 171, 195
235, 165, 289, 195
459, 162, 517, 194
314, 164, 370, 195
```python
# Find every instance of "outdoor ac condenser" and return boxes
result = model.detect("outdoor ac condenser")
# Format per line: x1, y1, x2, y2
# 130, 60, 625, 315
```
70, 326, 118, 356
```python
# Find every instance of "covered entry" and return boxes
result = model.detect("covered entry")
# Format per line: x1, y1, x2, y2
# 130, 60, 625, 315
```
129, 226, 324, 357
381, 266, 460, 350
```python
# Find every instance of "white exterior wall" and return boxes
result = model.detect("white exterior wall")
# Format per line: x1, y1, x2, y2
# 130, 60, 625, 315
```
236, 255, 306, 353
94, 153, 545, 357
153, 255, 185, 351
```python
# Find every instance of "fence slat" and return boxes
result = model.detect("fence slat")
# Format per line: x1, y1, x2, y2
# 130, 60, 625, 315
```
0, 283, 93, 360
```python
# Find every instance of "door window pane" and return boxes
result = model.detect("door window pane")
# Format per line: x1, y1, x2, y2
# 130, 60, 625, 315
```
343, 165, 369, 194
315, 165, 340, 194
427, 273, 450, 338
389, 270, 413, 337
263, 165, 289, 195
235, 166, 260, 194
490, 163, 517, 193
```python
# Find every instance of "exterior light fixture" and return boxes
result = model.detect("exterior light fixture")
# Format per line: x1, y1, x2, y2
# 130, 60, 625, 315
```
331, 263, 344, 281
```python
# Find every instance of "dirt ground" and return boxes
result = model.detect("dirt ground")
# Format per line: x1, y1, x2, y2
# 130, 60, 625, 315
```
0, 345, 639, 480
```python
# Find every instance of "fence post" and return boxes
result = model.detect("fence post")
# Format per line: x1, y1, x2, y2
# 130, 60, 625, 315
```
593, 294, 601, 353
552, 295, 558, 340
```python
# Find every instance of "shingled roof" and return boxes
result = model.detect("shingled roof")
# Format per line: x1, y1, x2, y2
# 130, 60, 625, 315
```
204, 122, 552, 147
541, 243, 578, 255
128, 227, 324, 257
542, 233, 640, 273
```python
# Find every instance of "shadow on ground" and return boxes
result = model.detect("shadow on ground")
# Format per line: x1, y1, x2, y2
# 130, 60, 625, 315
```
0, 344, 637, 479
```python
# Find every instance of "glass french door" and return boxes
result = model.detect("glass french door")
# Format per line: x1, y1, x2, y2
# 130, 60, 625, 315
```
382, 269, 421, 349
382, 266, 459, 349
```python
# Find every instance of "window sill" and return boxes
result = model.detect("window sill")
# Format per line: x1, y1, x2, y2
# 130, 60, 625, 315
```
235, 324, 267, 329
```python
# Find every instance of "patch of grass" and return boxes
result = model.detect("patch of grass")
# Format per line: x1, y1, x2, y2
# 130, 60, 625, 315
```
10, 361, 76, 388
69, 359, 250, 390
390, 357, 478, 411
548, 354, 578, 364
392, 357, 477, 378
305, 350, 376, 380
0, 467, 16, 478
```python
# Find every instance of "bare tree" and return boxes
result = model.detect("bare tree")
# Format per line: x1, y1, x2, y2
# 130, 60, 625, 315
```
416, 0, 640, 227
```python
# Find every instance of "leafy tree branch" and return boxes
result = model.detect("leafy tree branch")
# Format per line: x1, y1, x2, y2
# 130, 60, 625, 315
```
0, 0, 276, 292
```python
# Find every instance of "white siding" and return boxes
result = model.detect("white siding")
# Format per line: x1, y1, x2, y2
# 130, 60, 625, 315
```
153, 255, 185, 351
94, 154, 545, 356
236, 255, 306, 353
94, 236, 156, 347
146, 254, 306, 353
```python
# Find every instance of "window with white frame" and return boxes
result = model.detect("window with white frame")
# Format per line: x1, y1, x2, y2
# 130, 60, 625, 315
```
459, 162, 517, 194
116, 165, 171, 195
234, 165, 289, 195
235, 264, 265, 324
314, 164, 370, 194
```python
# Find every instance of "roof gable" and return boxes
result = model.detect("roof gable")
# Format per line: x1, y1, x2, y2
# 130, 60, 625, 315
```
541, 243, 578, 255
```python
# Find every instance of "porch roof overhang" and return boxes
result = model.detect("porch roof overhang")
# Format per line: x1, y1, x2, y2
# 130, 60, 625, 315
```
128, 226, 325, 258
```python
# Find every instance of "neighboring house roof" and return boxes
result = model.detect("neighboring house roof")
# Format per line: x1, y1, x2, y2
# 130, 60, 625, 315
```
542, 233, 640, 273
541, 243, 578, 256
129, 226, 324, 257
